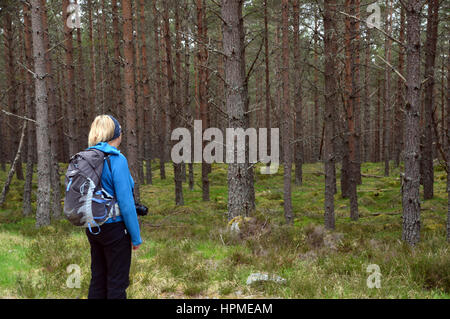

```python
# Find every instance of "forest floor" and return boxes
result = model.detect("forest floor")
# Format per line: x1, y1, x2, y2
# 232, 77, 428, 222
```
0, 161, 449, 299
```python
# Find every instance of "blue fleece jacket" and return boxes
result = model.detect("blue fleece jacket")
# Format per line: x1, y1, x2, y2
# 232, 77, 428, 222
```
88, 142, 142, 246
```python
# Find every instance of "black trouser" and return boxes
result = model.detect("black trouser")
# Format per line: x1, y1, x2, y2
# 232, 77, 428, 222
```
86, 221, 132, 299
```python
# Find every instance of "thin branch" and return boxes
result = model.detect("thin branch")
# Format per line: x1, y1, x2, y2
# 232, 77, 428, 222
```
0, 108, 37, 123
375, 54, 406, 83
245, 36, 264, 84
337, 10, 406, 49
0, 122, 28, 207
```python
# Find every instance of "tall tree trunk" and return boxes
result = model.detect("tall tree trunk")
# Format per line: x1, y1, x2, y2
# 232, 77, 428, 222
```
101, 0, 111, 115
59, 57, 70, 160
446, 46, 450, 242
183, 13, 194, 191
264, 0, 272, 167
112, 0, 123, 122
340, 110, 350, 199
293, 0, 303, 186
76, 20, 88, 150
343, 0, 358, 219
42, 0, 62, 219
87, 0, 98, 119
313, 13, 320, 162
383, 0, 392, 177
353, 0, 361, 185
175, 5, 186, 184
3, 10, 24, 181
281, 0, 293, 224
323, 0, 337, 229
363, 30, 371, 163
22, 3, 35, 216
138, 0, 153, 185
441, 58, 445, 153
134, 0, 144, 185
394, 8, 405, 168
121, 0, 140, 202
422, 0, 439, 200
375, 77, 381, 162
222, 0, 254, 219
275, 20, 281, 139
153, 0, 166, 180
163, 1, 184, 206
402, 0, 422, 246
30, 0, 52, 228
197, 0, 210, 201
63, 0, 78, 156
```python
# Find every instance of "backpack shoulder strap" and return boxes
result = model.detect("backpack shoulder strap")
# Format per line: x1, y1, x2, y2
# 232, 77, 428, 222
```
105, 155, 112, 174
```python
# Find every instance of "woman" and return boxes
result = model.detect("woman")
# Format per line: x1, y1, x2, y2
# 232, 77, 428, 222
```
85, 115, 142, 299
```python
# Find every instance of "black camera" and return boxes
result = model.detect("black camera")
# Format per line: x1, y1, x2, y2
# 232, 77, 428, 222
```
135, 203, 148, 216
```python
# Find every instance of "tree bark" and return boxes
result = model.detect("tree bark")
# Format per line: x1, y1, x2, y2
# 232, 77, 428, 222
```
134, 0, 144, 185
63, 0, 78, 156
446, 46, 450, 242
363, 30, 371, 163
343, 0, 358, 219
152, 0, 166, 180
383, 0, 392, 177
375, 77, 381, 162
87, 0, 98, 116
281, 0, 293, 224
41, 0, 62, 219
182, 12, 194, 191
112, 0, 123, 122
293, 0, 303, 186
353, 0, 361, 185
138, 0, 153, 185
197, 0, 210, 201
313, 13, 320, 162
30, 0, 52, 228
422, 0, 439, 200
3, 10, 24, 181
394, 8, 405, 168
75, 15, 88, 151
222, 0, 254, 219
22, 3, 35, 216
323, 0, 337, 230
402, 0, 422, 246
121, 0, 140, 202
101, 0, 112, 115
264, 0, 272, 167
163, 1, 184, 206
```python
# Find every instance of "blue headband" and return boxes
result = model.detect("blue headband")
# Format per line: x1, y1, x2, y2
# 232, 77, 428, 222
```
108, 115, 121, 140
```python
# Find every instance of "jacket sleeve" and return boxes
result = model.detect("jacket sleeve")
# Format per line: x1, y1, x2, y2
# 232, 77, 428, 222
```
111, 154, 142, 246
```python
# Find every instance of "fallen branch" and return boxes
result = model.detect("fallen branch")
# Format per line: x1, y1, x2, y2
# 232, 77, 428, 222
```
361, 173, 384, 178
141, 221, 186, 228
364, 212, 401, 217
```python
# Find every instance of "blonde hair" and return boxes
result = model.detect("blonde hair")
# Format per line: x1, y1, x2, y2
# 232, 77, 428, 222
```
88, 115, 115, 147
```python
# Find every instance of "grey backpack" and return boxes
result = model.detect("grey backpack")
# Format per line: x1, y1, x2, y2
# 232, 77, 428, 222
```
64, 148, 118, 234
